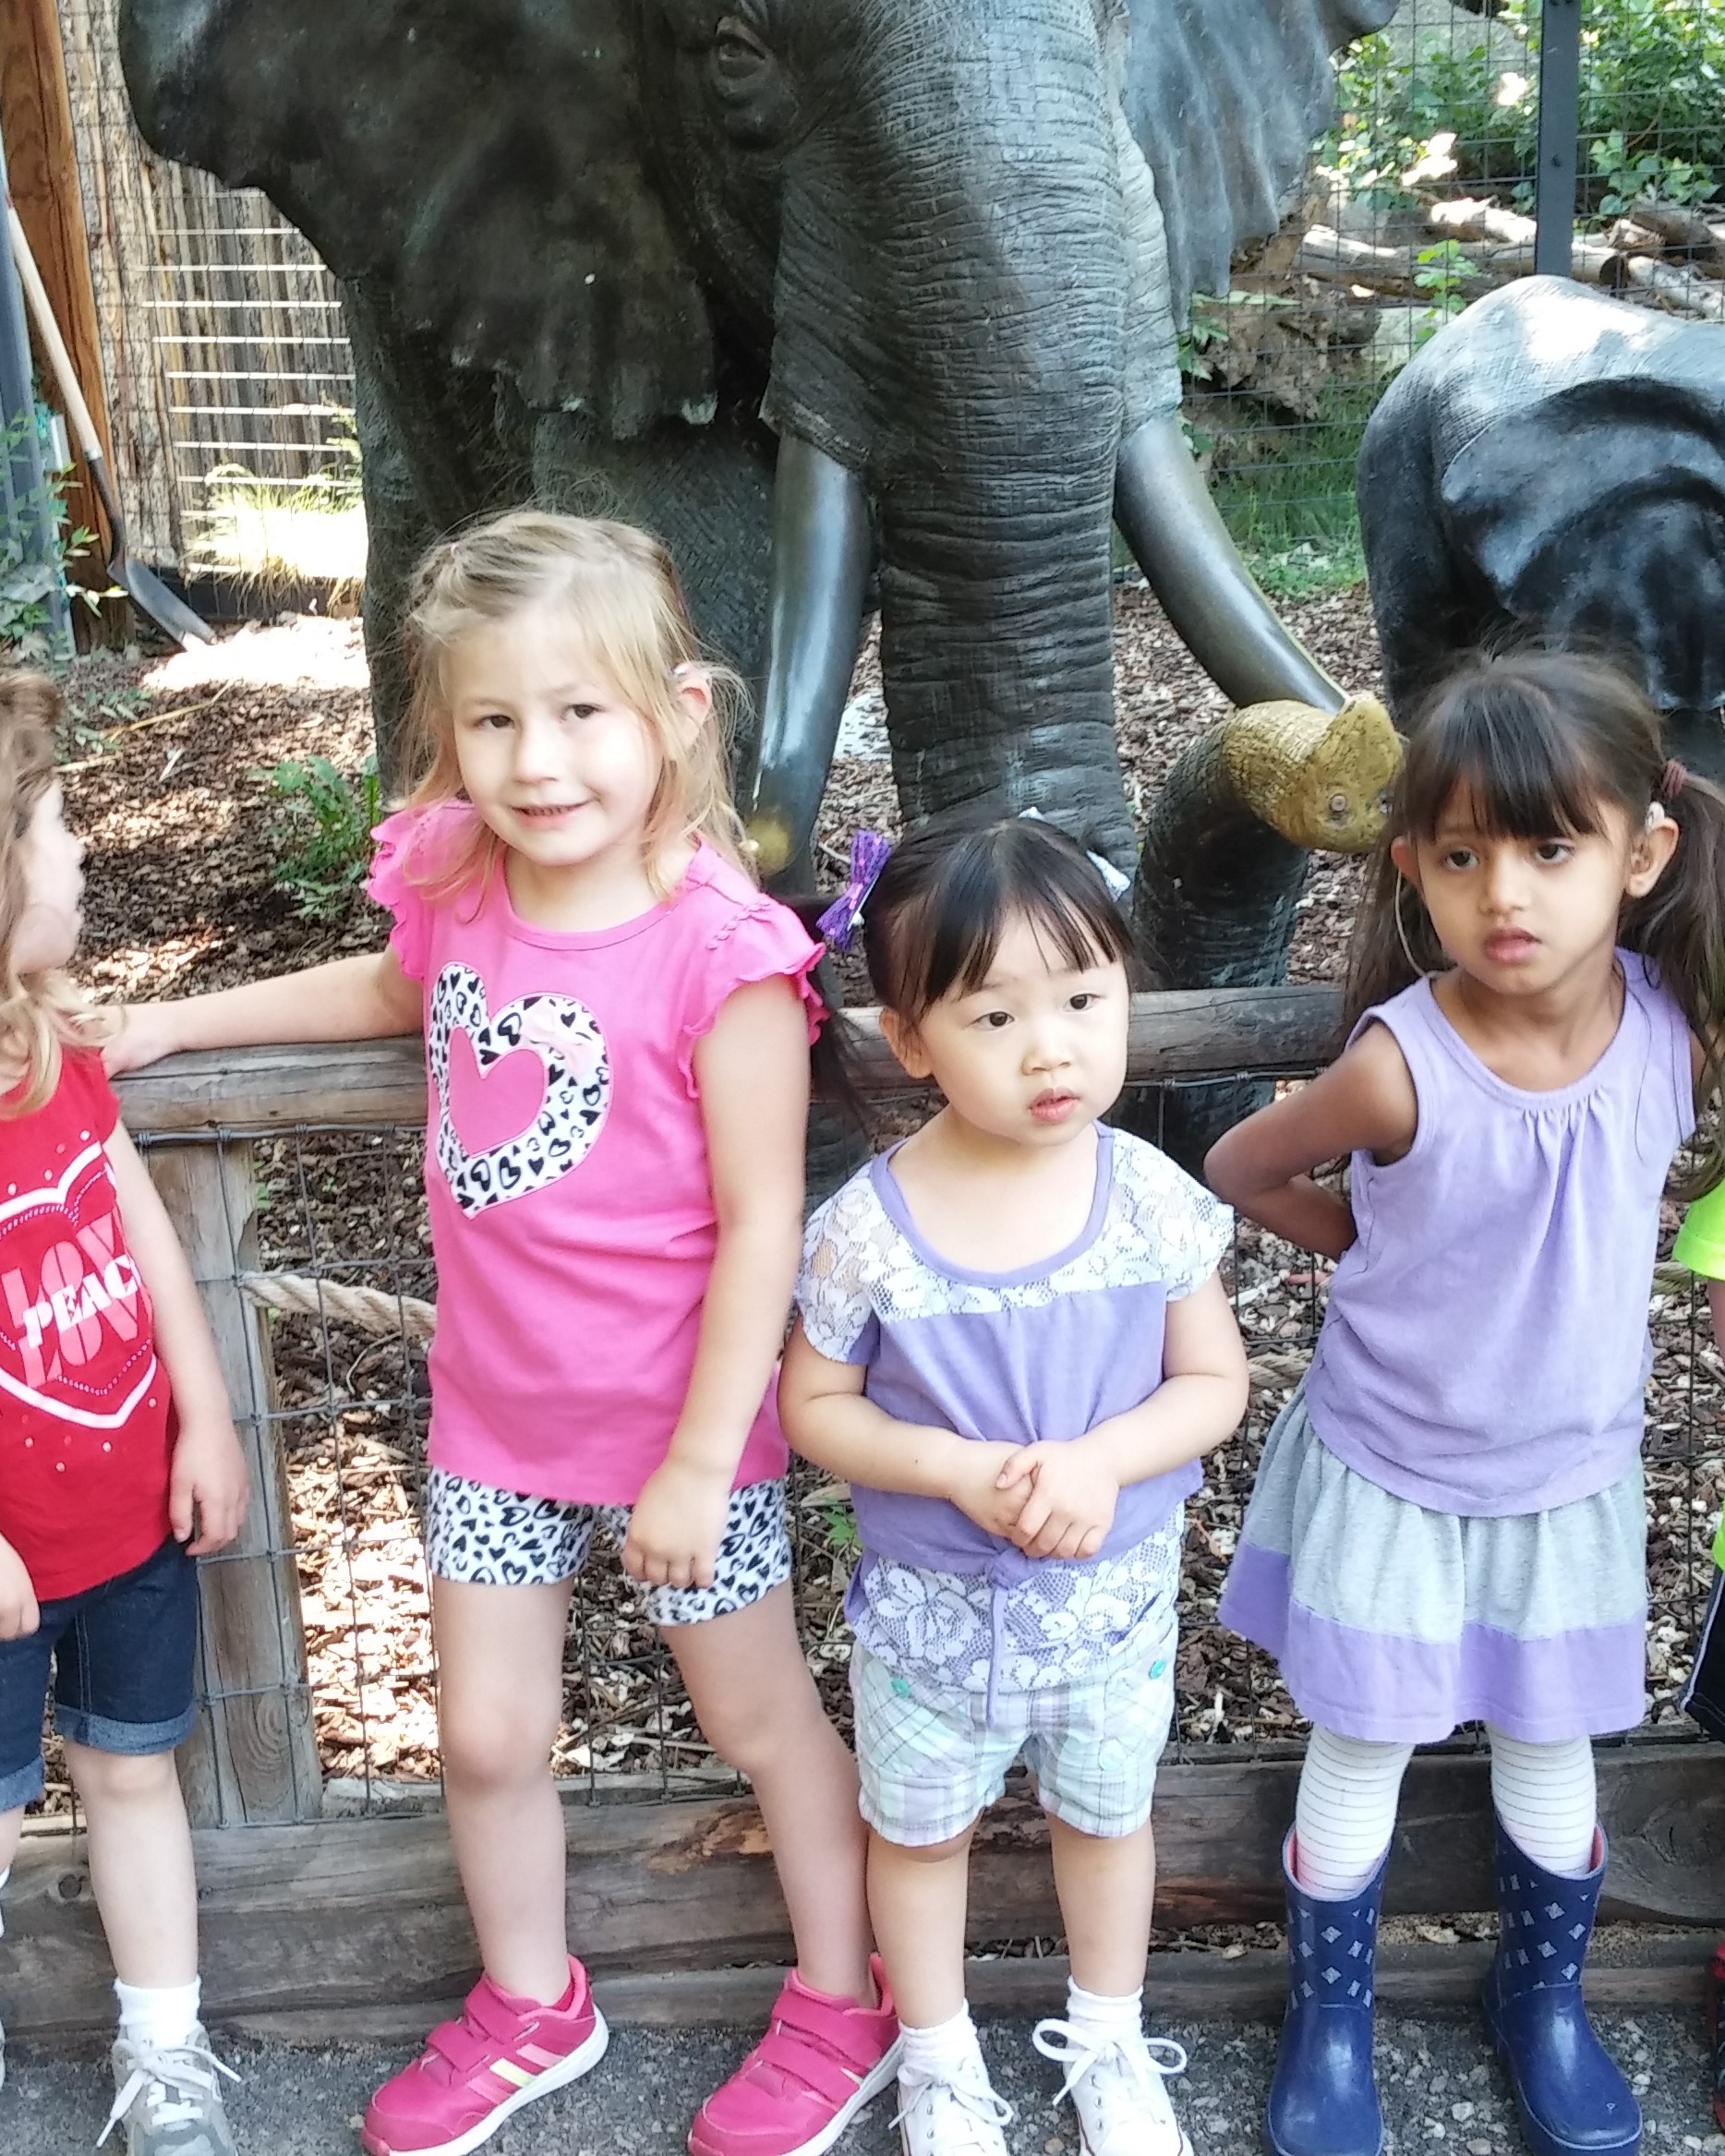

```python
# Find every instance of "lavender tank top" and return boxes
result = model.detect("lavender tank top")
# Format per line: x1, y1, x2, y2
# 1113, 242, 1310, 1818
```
1303, 951, 1694, 1517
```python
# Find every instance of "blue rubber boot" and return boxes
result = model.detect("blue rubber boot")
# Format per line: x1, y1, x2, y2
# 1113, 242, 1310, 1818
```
1265, 1830, 1385, 2156
1482, 1820, 1641, 2156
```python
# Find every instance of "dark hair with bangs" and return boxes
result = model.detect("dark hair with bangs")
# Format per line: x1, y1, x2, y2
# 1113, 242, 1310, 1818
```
1347, 647, 1725, 1192
862, 813, 1136, 1024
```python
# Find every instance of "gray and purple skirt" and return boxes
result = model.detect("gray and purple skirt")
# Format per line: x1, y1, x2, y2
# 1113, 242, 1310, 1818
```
1216, 1389, 1647, 1745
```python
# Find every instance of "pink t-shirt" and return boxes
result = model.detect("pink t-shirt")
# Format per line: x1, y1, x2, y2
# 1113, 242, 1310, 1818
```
368, 805, 823, 1504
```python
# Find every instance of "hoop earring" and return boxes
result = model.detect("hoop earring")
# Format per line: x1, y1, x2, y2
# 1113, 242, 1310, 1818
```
1393, 878, 1427, 978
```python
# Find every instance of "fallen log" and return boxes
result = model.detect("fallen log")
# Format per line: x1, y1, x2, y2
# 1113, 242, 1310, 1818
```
1610, 252, 1725, 323
1627, 197, 1725, 271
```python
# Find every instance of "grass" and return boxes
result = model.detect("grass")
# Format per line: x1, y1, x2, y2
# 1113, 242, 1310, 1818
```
186, 410, 366, 606
1205, 380, 1379, 601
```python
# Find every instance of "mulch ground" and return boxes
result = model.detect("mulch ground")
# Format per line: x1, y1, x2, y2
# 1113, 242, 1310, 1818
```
28, 586, 1721, 1829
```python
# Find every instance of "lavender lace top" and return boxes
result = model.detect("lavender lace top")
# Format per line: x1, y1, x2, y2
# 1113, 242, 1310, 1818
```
796, 1126, 1231, 1697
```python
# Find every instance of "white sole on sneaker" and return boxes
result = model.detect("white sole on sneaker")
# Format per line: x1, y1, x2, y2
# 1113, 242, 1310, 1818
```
362, 2006, 610, 2156
689, 2035, 904, 2156
1070, 2120, 1193, 2156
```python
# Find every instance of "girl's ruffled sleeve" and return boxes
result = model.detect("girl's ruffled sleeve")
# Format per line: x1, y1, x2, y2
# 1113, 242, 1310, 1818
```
365, 807, 442, 982
676, 889, 826, 1101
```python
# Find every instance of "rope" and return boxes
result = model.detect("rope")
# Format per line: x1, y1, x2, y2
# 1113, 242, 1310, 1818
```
240, 1272, 437, 1342
238, 1259, 1705, 1361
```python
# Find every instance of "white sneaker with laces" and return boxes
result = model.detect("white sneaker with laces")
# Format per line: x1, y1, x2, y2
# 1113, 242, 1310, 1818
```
895, 2052, 1016, 2156
99, 2026, 240, 2155
1031, 2017, 1193, 2156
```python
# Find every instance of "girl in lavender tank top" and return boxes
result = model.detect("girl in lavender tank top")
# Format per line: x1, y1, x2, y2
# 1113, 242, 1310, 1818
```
1208, 652, 1725, 2156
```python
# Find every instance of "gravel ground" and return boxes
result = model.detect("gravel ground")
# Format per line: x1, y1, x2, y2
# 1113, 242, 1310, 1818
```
4, 2007, 1719, 2154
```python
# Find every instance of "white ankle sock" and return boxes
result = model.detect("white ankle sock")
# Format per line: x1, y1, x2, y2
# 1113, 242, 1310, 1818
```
899, 2005, 983, 2083
0, 1863, 9, 1940
1065, 1981, 1143, 2038
115, 1978, 202, 2053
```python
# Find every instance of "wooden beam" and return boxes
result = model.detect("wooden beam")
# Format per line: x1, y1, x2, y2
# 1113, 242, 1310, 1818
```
7, 1747, 1721, 2043
148, 1140, 322, 1826
111, 986, 1345, 1135
0, 0, 115, 587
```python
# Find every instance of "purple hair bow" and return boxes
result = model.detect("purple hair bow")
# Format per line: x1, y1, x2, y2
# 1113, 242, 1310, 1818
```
816, 830, 892, 952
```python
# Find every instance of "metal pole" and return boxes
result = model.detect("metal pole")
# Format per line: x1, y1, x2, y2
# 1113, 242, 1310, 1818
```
1535, 0, 1584, 278
0, 119, 73, 658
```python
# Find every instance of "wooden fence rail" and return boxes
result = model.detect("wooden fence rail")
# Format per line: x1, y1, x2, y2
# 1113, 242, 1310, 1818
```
11, 982, 1725, 2042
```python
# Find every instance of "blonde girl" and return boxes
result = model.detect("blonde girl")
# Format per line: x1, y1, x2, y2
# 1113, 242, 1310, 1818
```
0, 674, 249, 2154
111, 513, 897, 2156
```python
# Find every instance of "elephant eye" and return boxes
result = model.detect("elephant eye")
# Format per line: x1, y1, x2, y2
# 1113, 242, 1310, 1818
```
714, 15, 772, 78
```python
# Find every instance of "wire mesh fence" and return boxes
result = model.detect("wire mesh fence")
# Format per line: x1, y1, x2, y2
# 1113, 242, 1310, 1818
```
30, 1069, 1719, 1835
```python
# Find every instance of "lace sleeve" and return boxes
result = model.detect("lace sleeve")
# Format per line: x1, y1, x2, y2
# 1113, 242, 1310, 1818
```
1117, 1138, 1233, 1298
796, 1175, 883, 1366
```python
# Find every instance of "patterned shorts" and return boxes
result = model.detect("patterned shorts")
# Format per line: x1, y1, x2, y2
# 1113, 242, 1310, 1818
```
850, 1623, 1177, 1848
425, 1470, 792, 1627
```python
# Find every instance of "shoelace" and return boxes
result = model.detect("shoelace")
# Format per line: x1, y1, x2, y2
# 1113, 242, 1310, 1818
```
98, 2037, 240, 2147
893, 2066, 1015, 2153
1031, 2018, 1188, 2109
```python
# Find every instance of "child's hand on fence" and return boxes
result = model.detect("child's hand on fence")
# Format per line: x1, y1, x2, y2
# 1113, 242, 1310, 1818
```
170, 1416, 251, 1555
103, 1002, 184, 1076
623, 1458, 732, 1591
946, 1440, 1036, 1540
997, 1439, 1118, 1560
0, 1537, 39, 1640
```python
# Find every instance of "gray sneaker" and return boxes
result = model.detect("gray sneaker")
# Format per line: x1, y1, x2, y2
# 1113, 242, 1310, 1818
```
100, 2028, 239, 2154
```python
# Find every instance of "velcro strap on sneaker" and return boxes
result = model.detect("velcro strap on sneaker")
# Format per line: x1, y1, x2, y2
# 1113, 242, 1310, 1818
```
754, 1991, 879, 2101
426, 2017, 496, 2075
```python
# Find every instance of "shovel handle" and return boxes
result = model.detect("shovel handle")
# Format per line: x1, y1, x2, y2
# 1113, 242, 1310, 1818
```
6, 200, 105, 465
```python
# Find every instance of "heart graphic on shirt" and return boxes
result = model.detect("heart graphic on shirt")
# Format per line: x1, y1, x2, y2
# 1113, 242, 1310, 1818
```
428, 964, 611, 1215
0, 1138, 159, 1427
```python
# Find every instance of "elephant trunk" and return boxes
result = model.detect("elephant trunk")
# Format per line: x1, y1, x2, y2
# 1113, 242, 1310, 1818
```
876, 448, 1130, 863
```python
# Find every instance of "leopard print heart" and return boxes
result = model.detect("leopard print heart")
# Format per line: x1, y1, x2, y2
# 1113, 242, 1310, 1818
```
428, 963, 610, 1215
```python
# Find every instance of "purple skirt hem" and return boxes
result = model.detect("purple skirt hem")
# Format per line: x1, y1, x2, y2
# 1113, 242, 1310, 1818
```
1218, 1542, 1645, 1746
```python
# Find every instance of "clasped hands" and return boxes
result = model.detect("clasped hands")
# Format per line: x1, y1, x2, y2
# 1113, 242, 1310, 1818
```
947, 1436, 1119, 1560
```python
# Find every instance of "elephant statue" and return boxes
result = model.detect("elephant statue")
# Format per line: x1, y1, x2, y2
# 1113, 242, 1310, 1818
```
1358, 275, 1725, 780
121, 0, 1397, 926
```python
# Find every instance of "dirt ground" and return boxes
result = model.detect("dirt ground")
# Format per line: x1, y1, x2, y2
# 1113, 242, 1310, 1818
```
29, 585, 1723, 1829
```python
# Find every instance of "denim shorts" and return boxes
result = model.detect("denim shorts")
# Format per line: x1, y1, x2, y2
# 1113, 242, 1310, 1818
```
851, 1620, 1178, 1848
0, 1537, 199, 1812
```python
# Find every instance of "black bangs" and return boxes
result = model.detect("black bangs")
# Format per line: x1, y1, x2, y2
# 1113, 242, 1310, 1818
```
1400, 652, 1661, 843
864, 817, 1135, 1020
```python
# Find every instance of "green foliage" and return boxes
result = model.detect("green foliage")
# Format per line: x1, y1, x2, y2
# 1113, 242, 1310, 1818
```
1412, 240, 1478, 316
1, 409, 102, 657
1205, 379, 1379, 600
1330, 2, 1723, 216
265, 753, 380, 921
812, 1499, 860, 1560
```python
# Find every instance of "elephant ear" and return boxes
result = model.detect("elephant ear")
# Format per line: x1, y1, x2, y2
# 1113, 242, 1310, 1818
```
1441, 379, 1725, 716
1120, 0, 1397, 319
119, 0, 715, 435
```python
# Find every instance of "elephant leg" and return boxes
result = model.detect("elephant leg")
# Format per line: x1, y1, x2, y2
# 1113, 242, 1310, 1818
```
343, 278, 532, 789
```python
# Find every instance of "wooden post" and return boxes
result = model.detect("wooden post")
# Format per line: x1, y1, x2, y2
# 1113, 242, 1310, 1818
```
147, 1137, 322, 1826
0, 0, 115, 593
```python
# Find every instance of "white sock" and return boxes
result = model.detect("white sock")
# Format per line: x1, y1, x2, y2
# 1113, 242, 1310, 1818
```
1293, 1727, 1414, 1898
115, 1978, 202, 2053
1487, 1727, 1597, 1878
1065, 1981, 1143, 2039
0, 1863, 9, 1940
899, 2005, 984, 2085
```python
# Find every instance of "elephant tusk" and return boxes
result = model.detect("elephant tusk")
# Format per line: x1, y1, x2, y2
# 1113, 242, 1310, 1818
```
740, 434, 873, 883
1113, 416, 1345, 718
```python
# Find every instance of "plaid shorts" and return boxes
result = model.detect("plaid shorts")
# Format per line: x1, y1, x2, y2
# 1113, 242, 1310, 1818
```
850, 1621, 1177, 1848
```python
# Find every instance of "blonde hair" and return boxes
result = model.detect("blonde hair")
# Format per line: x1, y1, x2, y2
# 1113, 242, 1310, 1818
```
397, 510, 753, 899
0, 672, 102, 1115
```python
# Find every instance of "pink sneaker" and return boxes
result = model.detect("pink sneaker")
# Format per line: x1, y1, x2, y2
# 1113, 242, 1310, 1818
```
688, 1957, 901, 2156
359, 1957, 609, 2156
